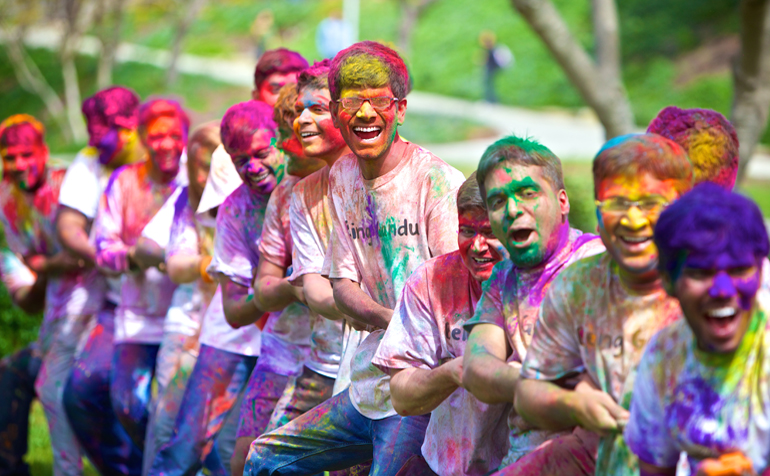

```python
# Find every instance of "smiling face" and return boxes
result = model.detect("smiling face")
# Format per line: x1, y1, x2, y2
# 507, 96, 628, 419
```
226, 128, 278, 194
294, 86, 348, 163
483, 164, 569, 268
458, 208, 504, 282
674, 252, 762, 353
254, 72, 300, 107
0, 124, 48, 192
142, 115, 184, 181
331, 85, 406, 164
597, 172, 680, 277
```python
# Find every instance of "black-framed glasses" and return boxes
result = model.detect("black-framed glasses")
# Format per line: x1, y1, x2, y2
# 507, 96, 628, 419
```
595, 195, 670, 214
336, 97, 398, 112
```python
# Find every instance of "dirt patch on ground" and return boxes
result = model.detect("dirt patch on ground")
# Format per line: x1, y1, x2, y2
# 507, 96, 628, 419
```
675, 35, 739, 86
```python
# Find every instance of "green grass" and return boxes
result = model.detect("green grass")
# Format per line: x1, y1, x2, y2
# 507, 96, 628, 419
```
27, 403, 100, 476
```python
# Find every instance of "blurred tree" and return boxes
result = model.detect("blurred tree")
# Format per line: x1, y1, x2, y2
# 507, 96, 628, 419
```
58, 0, 91, 143
731, 0, 770, 183
93, 0, 126, 89
166, 0, 208, 86
508, 0, 634, 139
397, 0, 440, 56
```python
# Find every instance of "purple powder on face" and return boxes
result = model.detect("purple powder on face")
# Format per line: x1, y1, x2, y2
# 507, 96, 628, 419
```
220, 101, 277, 153
655, 182, 769, 283
82, 87, 141, 146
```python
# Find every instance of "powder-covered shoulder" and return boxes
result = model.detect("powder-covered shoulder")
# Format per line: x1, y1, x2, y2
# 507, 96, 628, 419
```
219, 183, 251, 217
549, 251, 609, 297
411, 145, 466, 188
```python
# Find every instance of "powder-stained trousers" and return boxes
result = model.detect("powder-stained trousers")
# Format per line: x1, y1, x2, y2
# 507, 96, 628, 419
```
0, 343, 41, 476
147, 344, 257, 476
244, 388, 429, 476
64, 307, 143, 475
111, 342, 160, 451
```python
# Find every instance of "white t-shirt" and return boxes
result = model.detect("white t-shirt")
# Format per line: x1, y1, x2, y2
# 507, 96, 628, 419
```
326, 142, 465, 419
94, 161, 179, 343
163, 189, 218, 336
373, 251, 511, 476
521, 252, 684, 476
58, 147, 119, 303
203, 183, 309, 372
286, 167, 345, 378
464, 229, 605, 465
625, 291, 770, 474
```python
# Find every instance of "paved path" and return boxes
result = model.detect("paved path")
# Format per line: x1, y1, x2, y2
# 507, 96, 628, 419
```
5, 26, 770, 177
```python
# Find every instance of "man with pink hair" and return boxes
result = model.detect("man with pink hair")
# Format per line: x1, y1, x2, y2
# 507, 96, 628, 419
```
252, 48, 309, 107
94, 98, 188, 453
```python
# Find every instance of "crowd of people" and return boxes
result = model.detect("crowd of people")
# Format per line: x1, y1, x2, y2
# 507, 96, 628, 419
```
0, 40, 768, 476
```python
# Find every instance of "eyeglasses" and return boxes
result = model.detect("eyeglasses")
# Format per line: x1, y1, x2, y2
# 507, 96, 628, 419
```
595, 195, 670, 214
336, 97, 398, 112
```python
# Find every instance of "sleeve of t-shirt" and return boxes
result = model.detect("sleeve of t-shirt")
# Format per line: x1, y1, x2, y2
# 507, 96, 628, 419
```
289, 190, 325, 284
209, 196, 254, 288
520, 273, 586, 381
463, 262, 506, 333
624, 338, 679, 468
0, 248, 36, 295
326, 173, 361, 283
372, 266, 442, 372
167, 191, 199, 259
59, 151, 101, 219
425, 176, 463, 257
94, 170, 130, 273
258, 190, 289, 269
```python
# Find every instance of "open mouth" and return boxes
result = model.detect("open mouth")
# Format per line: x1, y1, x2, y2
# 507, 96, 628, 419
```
249, 169, 270, 184
510, 228, 536, 247
704, 306, 740, 338
472, 257, 495, 265
353, 126, 382, 141
300, 131, 320, 139
619, 235, 652, 252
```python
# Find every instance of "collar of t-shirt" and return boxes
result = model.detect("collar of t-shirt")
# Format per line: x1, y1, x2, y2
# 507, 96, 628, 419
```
360, 141, 415, 190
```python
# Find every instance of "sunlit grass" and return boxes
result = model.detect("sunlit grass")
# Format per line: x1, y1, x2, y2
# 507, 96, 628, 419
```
27, 402, 99, 476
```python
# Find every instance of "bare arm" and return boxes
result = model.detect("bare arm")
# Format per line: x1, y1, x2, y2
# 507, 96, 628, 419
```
253, 254, 303, 312
462, 323, 519, 404
25, 251, 83, 276
514, 377, 629, 436
167, 253, 207, 284
56, 206, 96, 265
12, 274, 47, 314
302, 273, 346, 321
390, 357, 463, 416
221, 275, 264, 329
331, 278, 392, 330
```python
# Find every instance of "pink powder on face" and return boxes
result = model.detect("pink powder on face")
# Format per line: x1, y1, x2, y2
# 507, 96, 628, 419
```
82, 86, 140, 146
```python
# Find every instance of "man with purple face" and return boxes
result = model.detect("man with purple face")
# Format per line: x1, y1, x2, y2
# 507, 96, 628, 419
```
94, 99, 187, 452
625, 183, 770, 476
59, 86, 145, 476
0, 114, 103, 476
149, 101, 299, 476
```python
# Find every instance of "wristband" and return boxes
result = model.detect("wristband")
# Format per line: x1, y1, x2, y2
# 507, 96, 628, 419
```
199, 255, 214, 283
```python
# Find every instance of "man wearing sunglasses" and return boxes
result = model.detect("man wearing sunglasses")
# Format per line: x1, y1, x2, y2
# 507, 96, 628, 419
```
245, 40, 465, 476
514, 134, 694, 476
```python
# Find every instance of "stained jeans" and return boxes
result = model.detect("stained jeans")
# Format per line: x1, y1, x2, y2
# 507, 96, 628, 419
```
35, 313, 94, 476
0, 344, 41, 476
142, 332, 200, 476
147, 344, 257, 476
111, 342, 160, 450
63, 308, 143, 476
491, 427, 599, 476
244, 389, 429, 476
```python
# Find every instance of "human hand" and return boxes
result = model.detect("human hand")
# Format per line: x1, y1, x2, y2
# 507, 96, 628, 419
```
696, 452, 755, 476
569, 387, 629, 436
345, 316, 368, 332
445, 357, 464, 388
129, 238, 165, 271
29, 251, 86, 275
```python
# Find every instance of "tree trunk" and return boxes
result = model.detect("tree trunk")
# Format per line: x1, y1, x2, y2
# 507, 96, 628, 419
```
510, 0, 634, 139
166, 0, 207, 86
3, 30, 73, 141
591, 0, 620, 80
59, 0, 88, 143
730, 0, 770, 184
398, 0, 438, 56
95, 0, 126, 89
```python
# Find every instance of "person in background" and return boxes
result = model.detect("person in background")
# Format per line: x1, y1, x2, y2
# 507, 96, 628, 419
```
59, 86, 145, 476
94, 99, 187, 453
252, 48, 309, 108
142, 121, 221, 476
0, 249, 46, 476
0, 114, 102, 476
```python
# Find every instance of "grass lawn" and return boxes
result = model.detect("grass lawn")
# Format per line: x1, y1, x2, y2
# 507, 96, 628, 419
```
27, 403, 99, 476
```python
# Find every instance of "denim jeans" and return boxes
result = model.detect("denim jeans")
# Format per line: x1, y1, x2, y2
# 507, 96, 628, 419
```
111, 342, 160, 450
492, 427, 599, 476
245, 388, 429, 476
147, 344, 257, 476
0, 344, 41, 476
64, 308, 143, 476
